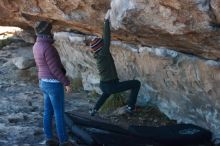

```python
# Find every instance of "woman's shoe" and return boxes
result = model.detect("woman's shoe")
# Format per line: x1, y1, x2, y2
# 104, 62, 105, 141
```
59, 141, 77, 146
46, 139, 59, 146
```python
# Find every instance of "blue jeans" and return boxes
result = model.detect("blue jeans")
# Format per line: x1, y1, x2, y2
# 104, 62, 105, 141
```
94, 79, 141, 111
39, 80, 68, 143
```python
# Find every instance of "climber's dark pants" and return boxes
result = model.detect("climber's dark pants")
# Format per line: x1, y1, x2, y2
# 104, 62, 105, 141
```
93, 79, 141, 111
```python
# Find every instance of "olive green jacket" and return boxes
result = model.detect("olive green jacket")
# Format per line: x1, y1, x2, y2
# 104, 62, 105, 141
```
94, 19, 118, 82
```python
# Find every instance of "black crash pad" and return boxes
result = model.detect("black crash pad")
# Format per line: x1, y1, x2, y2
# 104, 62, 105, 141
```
128, 124, 212, 146
66, 112, 129, 135
65, 112, 212, 146
87, 128, 153, 146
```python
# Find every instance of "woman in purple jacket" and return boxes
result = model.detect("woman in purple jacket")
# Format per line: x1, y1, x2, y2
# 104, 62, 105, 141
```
33, 21, 75, 146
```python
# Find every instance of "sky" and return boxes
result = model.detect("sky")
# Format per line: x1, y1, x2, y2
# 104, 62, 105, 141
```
0, 26, 22, 39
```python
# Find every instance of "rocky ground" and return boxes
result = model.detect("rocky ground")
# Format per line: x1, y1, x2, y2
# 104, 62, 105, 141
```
0, 36, 213, 146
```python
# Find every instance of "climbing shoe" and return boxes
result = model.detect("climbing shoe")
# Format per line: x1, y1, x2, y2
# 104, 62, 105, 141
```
125, 106, 135, 114
89, 109, 97, 116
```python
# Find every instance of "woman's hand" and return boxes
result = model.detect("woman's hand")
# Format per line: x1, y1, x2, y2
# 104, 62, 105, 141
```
65, 85, 72, 93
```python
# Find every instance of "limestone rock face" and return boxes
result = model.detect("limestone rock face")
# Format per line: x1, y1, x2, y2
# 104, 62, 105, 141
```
12, 57, 35, 70
0, 0, 220, 60
54, 32, 220, 142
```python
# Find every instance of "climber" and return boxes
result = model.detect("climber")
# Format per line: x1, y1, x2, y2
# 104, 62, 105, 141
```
89, 9, 141, 116
33, 21, 76, 146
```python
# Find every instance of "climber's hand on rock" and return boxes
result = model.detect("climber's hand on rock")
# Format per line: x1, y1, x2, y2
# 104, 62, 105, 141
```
105, 9, 111, 20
